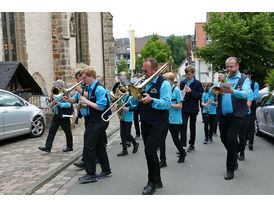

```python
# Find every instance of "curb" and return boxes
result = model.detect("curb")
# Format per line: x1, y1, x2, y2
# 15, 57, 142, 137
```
23, 125, 120, 195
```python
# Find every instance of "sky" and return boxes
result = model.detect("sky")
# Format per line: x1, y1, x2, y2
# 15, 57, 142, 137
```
4, 0, 271, 39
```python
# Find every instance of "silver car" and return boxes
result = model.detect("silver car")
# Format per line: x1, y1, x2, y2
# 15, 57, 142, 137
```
256, 86, 274, 106
256, 93, 274, 138
0, 89, 46, 140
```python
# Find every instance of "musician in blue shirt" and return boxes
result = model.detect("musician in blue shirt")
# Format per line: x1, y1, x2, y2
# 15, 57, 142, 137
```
77, 67, 112, 184
39, 79, 74, 153
201, 83, 217, 144
162, 72, 186, 164
243, 69, 259, 150
116, 93, 139, 156
209, 57, 251, 180
139, 58, 171, 195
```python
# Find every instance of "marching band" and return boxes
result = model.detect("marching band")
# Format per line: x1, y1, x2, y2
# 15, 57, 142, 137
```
38, 56, 255, 195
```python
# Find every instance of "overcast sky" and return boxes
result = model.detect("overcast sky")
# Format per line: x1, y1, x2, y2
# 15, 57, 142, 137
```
5, 0, 272, 39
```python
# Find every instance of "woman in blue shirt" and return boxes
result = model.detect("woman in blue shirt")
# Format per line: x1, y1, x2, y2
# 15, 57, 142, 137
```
162, 72, 186, 164
201, 83, 217, 144
116, 94, 139, 156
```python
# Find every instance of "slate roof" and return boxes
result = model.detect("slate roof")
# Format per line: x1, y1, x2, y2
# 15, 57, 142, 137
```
0, 61, 43, 94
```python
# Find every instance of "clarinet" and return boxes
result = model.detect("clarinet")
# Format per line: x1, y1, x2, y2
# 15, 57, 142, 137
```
74, 84, 85, 124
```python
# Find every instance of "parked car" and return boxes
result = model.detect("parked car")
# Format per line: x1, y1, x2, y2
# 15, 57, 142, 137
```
0, 89, 46, 140
256, 86, 274, 106
256, 93, 274, 138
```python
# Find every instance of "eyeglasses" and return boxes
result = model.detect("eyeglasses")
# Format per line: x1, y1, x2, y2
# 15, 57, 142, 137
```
142, 69, 148, 73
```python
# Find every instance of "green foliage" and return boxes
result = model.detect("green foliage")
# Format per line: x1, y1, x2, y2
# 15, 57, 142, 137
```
138, 34, 172, 65
196, 12, 274, 87
117, 59, 129, 74
166, 35, 189, 71
266, 69, 274, 91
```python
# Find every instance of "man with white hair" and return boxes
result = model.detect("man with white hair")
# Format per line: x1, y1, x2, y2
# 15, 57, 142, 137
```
39, 79, 74, 153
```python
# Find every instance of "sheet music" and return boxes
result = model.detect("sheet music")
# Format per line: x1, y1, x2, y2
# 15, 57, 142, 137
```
219, 83, 235, 87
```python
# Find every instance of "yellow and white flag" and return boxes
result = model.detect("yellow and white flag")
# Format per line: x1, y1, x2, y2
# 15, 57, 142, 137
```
128, 30, 136, 73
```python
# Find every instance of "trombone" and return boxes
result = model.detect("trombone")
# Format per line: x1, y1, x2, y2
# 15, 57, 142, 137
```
101, 62, 169, 122
48, 80, 83, 113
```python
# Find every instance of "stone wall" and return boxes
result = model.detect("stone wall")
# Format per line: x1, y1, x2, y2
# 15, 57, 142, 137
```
51, 12, 74, 83
102, 12, 116, 90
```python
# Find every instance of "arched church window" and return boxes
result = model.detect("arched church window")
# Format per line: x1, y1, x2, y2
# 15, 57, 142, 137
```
1, 12, 17, 61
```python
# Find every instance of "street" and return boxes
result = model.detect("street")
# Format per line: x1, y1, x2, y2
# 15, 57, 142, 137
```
33, 114, 274, 195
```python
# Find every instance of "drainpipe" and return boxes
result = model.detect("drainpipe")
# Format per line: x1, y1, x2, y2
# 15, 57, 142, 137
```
101, 12, 106, 86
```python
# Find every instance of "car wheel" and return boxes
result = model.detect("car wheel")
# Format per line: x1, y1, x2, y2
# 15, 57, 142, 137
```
255, 120, 263, 136
30, 116, 45, 138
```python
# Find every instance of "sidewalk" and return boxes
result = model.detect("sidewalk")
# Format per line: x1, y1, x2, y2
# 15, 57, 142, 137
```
0, 116, 120, 195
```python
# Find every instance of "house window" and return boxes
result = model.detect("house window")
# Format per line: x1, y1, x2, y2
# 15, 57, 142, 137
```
75, 12, 83, 63
1, 12, 17, 61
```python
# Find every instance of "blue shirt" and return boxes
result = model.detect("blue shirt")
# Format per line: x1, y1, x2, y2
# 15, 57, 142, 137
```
145, 76, 171, 110
87, 80, 109, 115
120, 94, 137, 122
54, 93, 72, 115
209, 72, 251, 115
253, 82, 259, 100
187, 78, 194, 86
202, 92, 217, 114
73, 91, 88, 116
169, 85, 183, 124
247, 89, 254, 114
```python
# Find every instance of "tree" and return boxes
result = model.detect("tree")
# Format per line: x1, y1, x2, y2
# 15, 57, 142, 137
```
137, 34, 172, 67
196, 12, 274, 87
266, 69, 274, 91
117, 59, 129, 74
166, 35, 189, 71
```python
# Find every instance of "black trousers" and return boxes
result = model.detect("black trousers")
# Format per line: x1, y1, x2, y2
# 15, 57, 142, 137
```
219, 115, 244, 171
83, 118, 110, 175
238, 114, 250, 153
45, 116, 73, 149
141, 120, 169, 184
120, 121, 137, 151
134, 110, 140, 136
247, 114, 256, 145
180, 112, 198, 146
168, 124, 185, 154
202, 113, 217, 139
80, 116, 99, 163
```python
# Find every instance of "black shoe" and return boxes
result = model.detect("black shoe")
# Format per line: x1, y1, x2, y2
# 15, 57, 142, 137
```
249, 144, 254, 151
187, 145, 195, 152
224, 171, 234, 180
157, 181, 163, 189
78, 174, 97, 183
178, 152, 187, 163
38, 146, 51, 153
117, 150, 128, 157
73, 160, 85, 169
239, 152, 245, 161
63, 147, 73, 152
97, 170, 112, 179
159, 161, 167, 168
133, 143, 139, 153
142, 182, 157, 195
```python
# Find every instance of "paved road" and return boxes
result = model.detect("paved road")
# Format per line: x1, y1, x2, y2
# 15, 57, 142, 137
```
35, 114, 274, 195
0, 116, 119, 195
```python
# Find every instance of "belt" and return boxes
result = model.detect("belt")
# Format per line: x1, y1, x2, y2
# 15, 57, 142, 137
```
221, 113, 233, 117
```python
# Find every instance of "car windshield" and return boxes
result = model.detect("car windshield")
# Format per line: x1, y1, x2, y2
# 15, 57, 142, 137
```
0, 91, 23, 106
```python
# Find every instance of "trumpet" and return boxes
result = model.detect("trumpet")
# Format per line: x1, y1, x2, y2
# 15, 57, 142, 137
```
101, 62, 169, 122
212, 72, 230, 95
